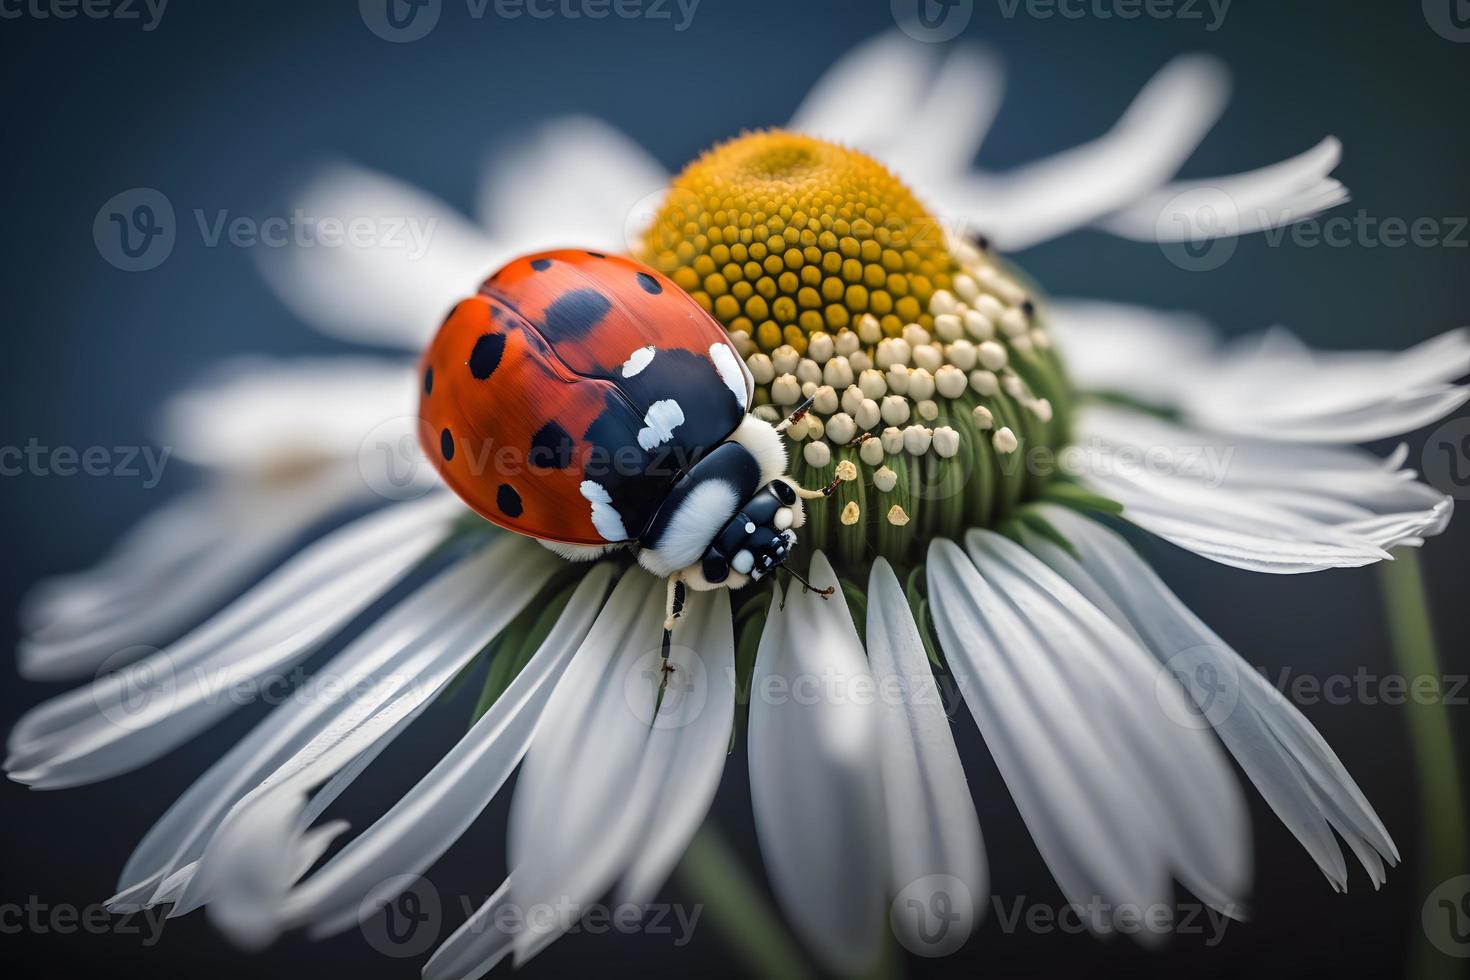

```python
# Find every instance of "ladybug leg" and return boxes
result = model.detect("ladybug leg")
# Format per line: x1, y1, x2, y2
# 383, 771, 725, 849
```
773, 395, 816, 433
658, 574, 687, 695
793, 479, 843, 499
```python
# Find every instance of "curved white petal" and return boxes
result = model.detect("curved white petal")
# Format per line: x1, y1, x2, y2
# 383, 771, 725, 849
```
477, 116, 669, 256
787, 32, 937, 153
172, 539, 560, 941
618, 588, 736, 905
938, 55, 1230, 250
1034, 506, 1398, 889
6, 494, 463, 789
1046, 299, 1216, 407
159, 356, 418, 473
748, 554, 885, 976
1097, 137, 1347, 240
1075, 403, 1452, 572
18, 478, 346, 681
256, 164, 503, 349
286, 565, 613, 938
1177, 327, 1470, 443
927, 533, 1251, 930
866, 560, 987, 954
423, 877, 516, 980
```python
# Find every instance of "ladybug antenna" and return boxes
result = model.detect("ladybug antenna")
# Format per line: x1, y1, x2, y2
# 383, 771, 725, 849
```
786, 566, 836, 599
774, 395, 816, 433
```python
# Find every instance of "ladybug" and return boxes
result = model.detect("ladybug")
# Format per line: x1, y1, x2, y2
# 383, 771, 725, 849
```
417, 249, 837, 655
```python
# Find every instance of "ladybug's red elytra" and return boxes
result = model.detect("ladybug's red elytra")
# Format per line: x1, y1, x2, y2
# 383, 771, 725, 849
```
418, 249, 838, 656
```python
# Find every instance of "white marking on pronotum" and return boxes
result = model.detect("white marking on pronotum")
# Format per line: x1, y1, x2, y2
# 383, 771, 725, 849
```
637, 399, 685, 451
621, 345, 656, 378
708, 342, 749, 409
580, 480, 628, 541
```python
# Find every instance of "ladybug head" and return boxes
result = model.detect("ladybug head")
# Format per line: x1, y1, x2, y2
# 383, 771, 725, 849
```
697, 478, 804, 587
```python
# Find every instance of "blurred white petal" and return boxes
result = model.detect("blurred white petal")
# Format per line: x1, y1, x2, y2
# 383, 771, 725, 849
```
257, 165, 504, 349
1075, 403, 1452, 572
866, 560, 987, 954
477, 116, 669, 255
939, 55, 1231, 250
287, 565, 612, 939
1035, 507, 1398, 889
423, 878, 516, 980
1178, 327, 1470, 443
748, 554, 885, 976
1098, 137, 1346, 240
1046, 299, 1216, 407
787, 32, 937, 153
928, 533, 1249, 933
6, 494, 463, 789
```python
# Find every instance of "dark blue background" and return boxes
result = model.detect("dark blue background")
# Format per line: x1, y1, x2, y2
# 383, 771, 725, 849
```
2, 1, 1467, 977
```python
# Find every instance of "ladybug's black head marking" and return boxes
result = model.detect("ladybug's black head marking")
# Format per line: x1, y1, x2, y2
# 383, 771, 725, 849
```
699, 482, 798, 586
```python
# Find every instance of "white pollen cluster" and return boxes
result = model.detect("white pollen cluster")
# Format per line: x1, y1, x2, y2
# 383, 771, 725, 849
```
742, 236, 1056, 484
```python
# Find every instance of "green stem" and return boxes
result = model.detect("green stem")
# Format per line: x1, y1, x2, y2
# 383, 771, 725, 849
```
1379, 550, 1467, 980
674, 824, 812, 980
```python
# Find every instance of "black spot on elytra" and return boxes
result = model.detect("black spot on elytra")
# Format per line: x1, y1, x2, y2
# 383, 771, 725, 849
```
530, 258, 552, 271
497, 483, 523, 517
585, 251, 607, 259
541, 289, 611, 340
440, 427, 455, 461
529, 421, 576, 470
469, 332, 506, 380
635, 272, 662, 295
423, 366, 433, 396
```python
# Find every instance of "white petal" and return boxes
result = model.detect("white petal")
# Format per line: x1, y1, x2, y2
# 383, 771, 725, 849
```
256, 164, 503, 349
1097, 137, 1346, 240
1034, 506, 1398, 889
1074, 404, 1451, 572
618, 588, 736, 905
159, 356, 419, 473
748, 554, 885, 975
938, 56, 1230, 249
928, 533, 1251, 929
18, 479, 349, 681
477, 116, 669, 254
866, 560, 987, 955
423, 877, 516, 980
289, 566, 613, 937
505, 572, 664, 964
1178, 327, 1470, 443
1045, 299, 1216, 407
787, 32, 937, 153
6, 494, 463, 789
108, 535, 552, 917
173, 538, 559, 932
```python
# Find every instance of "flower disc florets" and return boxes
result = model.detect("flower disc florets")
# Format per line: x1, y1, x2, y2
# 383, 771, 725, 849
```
639, 131, 1075, 565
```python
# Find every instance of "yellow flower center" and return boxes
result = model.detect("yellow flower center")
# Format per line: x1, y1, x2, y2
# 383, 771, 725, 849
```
642, 130, 957, 354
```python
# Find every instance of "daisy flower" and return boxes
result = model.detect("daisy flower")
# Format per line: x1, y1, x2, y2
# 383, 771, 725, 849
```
11, 31, 1467, 979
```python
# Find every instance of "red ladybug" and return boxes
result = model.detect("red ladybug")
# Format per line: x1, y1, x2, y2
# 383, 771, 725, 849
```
418, 249, 836, 647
